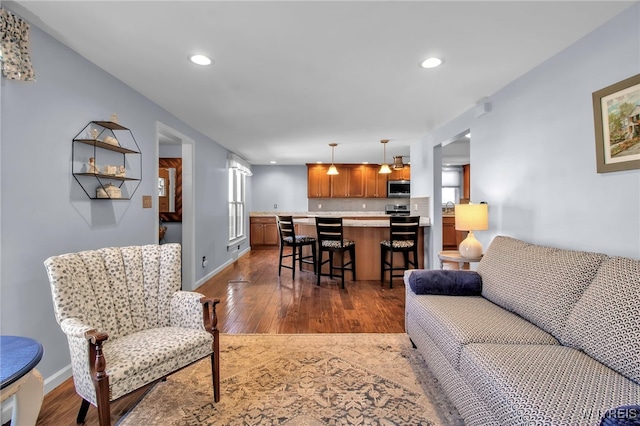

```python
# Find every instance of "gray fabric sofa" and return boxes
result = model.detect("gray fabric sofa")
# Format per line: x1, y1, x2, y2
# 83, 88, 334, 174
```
405, 236, 640, 425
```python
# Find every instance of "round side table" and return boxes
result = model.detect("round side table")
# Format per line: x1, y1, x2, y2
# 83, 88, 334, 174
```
438, 250, 483, 270
0, 336, 44, 426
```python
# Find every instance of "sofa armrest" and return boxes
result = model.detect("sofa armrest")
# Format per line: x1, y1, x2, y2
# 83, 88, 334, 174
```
170, 290, 210, 329
405, 269, 482, 296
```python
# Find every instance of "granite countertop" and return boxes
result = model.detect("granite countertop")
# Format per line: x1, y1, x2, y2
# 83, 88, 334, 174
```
250, 212, 430, 227
251, 211, 389, 217
293, 217, 431, 227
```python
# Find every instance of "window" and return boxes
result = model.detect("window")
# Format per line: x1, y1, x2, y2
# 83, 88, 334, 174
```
228, 168, 245, 242
227, 154, 252, 244
442, 166, 462, 206
442, 187, 460, 205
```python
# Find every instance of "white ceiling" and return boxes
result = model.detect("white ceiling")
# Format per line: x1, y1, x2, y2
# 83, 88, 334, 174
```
7, 1, 633, 166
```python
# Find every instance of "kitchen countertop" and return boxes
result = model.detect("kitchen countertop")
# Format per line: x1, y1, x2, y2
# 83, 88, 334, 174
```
251, 211, 389, 217
250, 212, 430, 227
294, 217, 430, 227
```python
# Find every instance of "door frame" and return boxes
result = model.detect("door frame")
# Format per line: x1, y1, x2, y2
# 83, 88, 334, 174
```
156, 122, 196, 289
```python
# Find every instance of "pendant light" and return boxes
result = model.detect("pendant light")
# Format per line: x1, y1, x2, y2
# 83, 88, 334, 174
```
392, 156, 405, 170
379, 139, 392, 174
327, 143, 339, 175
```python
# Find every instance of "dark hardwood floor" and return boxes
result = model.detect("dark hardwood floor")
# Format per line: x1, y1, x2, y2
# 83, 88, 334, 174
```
33, 248, 407, 425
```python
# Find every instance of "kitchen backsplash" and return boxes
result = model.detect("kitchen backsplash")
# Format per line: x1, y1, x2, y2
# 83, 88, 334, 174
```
307, 197, 430, 217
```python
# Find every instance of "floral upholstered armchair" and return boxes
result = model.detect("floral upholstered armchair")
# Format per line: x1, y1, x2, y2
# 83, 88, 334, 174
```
44, 243, 220, 425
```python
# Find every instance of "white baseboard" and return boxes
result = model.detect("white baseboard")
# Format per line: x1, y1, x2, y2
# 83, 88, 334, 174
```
1, 364, 72, 424
195, 247, 251, 288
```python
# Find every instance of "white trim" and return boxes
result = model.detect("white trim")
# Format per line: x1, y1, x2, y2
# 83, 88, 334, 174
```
226, 153, 252, 175
195, 247, 251, 288
156, 122, 196, 290
228, 236, 247, 248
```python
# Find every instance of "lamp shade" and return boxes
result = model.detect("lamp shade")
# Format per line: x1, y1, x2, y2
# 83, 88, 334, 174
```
454, 204, 488, 231
327, 143, 339, 175
379, 163, 392, 174
378, 139, 392, 174
454, 203, 488, 258
392, 156, 405, 169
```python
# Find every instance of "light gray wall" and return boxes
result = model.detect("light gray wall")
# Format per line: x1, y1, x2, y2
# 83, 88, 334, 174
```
414, 3, 640, 268
251, 165, 308, 212
0, 14, 250, 392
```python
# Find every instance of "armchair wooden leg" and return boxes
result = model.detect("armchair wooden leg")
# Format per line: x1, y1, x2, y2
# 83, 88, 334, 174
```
211, 329, 220, 402
76, 398, 90, 424
202, 297, 221, 403
85, 330, 110, 426
94, 360, 111, 426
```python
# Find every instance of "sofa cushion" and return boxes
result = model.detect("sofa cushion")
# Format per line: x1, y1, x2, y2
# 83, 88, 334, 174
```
460, 343, 640, 426
407, 293, 558, 369
565, 256, 640, 384
477, 236, 606, 343
408, 269, 482, 295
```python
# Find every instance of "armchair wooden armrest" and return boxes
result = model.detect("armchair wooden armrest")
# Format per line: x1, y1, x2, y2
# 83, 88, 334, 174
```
83, 330, 110, 425
200, 297, 220, 333
200, 297, 221, 402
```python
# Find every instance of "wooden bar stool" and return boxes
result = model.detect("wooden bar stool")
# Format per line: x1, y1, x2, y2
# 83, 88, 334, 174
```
380, 216, 420, 288
276, 215, 317, 279
315, 217, 356, 288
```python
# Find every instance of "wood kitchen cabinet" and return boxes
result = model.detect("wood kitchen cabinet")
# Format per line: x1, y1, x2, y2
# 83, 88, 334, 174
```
250, 217, 279, 248
307, 164, 388, 198
364, 165, 387, 198
442, 216, 467, 250
463, 164, 471, 200
389, 165, 410, 181
307, 164, 332, 198
331, 165, 366, 198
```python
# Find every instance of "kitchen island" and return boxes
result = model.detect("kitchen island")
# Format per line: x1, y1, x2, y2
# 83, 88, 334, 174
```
251, 212, 430, 282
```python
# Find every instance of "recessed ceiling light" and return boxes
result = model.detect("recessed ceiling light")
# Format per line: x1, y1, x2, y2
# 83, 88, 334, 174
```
189, 54, 212, 66
420, 57, 443, 69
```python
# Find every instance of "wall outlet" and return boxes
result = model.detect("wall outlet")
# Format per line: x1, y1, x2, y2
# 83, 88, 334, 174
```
415, 203, 418, 210
273, 203, 278, 209
202, 256, 208, 268
362, 203, 366, 209
318, 203, 322, 209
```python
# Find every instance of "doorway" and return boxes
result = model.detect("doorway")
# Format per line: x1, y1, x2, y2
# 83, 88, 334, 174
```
436, 131, 471, 255
156, 123, 196, 290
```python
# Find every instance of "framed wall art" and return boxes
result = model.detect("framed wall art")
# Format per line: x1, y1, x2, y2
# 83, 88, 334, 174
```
592, 73, 640, 173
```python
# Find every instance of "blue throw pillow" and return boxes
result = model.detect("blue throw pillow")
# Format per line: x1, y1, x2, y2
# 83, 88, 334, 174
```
408, 269, 482, 296
600, 406, 640, 426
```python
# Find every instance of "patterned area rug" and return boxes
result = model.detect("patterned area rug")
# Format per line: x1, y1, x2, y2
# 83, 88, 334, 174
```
118, 334, 464, 425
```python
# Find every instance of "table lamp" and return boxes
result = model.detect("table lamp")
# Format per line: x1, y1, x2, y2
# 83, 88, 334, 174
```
454, 203, 488, 258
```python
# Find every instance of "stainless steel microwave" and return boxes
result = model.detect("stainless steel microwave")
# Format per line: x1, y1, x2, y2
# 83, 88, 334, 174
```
388, 180, 410, 198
